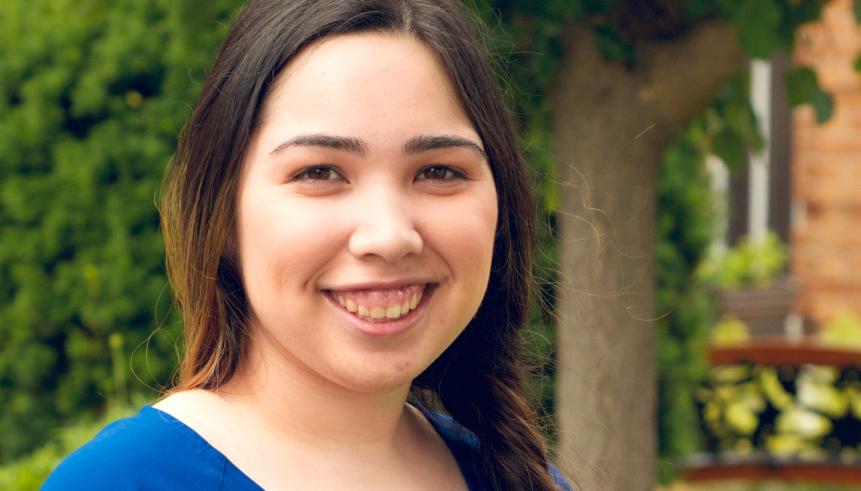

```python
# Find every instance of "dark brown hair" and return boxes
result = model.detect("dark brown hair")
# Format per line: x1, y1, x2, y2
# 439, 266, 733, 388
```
161, 1, 559, 489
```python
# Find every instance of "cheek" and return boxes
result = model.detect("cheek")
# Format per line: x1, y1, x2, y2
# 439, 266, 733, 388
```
425, 189, 498, 282
237, 195, 345, 301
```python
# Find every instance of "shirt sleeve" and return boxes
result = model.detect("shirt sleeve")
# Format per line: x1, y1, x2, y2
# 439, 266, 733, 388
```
550, 463, 574, 491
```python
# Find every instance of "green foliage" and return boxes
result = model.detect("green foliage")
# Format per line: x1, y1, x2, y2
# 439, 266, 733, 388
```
0, 0, 243, 462
715, 0, 827, 59
522, 213, 562, 448
654, 124, 715, 480
699, 232, 788, 289
853, 2, 861, 71
0, 405, 136, 491
652, 73, 793, 476
698, 363, 861, 459
786, 66, 835, 123
734, 0, 784, 58
711, 316, 751, 346
703, 73, 764, 170
819, 311, 861, 350
593, 25, 637, 64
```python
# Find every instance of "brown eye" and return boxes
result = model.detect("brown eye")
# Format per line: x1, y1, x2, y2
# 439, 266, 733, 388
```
416, 165, 465, 181
292, 165, 343, 182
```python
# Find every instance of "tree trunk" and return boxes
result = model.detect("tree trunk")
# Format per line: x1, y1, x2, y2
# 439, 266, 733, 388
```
551, 22, 745, 490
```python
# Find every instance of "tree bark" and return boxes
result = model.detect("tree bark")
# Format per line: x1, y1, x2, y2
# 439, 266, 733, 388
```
551, 21, 745, 490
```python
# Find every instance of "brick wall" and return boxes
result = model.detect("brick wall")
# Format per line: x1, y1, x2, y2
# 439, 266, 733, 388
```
793, 0, 861, 328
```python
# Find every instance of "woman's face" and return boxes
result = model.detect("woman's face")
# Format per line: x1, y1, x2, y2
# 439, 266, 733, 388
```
236, 33, 498, 394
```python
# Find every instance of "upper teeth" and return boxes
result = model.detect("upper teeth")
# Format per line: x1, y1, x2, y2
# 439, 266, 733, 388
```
336, 289, 423, 321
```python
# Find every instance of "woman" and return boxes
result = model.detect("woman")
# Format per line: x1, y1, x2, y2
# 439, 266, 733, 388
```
43, 1, 571, 489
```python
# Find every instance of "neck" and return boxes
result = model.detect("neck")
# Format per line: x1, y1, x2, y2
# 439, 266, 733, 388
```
215, 328, 414, 450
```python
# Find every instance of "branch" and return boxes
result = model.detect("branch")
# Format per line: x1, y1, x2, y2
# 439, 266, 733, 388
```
551, 19, 746, 154
641, 20, 746, 126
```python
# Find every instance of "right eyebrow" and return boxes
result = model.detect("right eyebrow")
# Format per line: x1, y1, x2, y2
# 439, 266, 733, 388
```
402, 135, 486, 160
269, 134, 367, 157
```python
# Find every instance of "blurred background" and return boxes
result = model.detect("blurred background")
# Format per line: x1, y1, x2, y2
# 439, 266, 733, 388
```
2, 1, 861, 490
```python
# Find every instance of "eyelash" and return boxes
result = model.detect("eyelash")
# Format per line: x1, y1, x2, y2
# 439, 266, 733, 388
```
290, 164, 467, 183
291, 165, 342, 182
416, 165, 467, 181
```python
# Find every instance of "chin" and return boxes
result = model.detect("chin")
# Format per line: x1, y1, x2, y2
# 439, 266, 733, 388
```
332, 358, 425, 395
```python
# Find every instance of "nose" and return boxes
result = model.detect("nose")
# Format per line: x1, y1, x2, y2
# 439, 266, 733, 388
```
348, 187, 423, 263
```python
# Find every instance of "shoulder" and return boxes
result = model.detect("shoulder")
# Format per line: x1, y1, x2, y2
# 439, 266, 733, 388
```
549, 464, 574, 491
421, 410, 480, 452
421, 410, 573, 491
42, 407, 228, 490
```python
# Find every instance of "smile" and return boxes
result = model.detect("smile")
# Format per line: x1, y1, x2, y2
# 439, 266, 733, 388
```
330, 284, 425, 322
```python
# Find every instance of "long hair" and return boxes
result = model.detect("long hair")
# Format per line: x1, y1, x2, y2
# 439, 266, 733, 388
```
160, 1, 558, 489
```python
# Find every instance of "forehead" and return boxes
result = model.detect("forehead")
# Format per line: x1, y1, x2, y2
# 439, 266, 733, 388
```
255, 32, 476, 142
275, 32, 448, 89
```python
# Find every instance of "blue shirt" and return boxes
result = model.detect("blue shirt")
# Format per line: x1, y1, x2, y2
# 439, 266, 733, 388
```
42, 406, 572, 490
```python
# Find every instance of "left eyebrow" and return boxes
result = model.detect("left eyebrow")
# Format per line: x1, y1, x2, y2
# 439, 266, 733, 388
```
269, 134, 367, 156
402, 135, 486, 160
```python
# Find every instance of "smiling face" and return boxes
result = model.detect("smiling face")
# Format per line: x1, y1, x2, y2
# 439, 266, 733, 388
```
235, 32, 498, 394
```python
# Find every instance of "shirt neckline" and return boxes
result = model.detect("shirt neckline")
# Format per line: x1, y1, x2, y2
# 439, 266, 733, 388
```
141, 404, 476, 490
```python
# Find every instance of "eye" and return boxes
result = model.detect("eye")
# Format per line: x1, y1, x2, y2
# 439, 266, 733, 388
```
416, 165, 466, 181
290, 165, 345, 182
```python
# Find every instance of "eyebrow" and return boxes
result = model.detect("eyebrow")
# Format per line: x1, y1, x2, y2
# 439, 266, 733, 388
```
270, 134, 367, 156
402, 135, 486, 159
269, 133, 486, 159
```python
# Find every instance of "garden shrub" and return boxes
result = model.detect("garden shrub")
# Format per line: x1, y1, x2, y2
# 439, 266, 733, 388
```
0, 0, 243, 462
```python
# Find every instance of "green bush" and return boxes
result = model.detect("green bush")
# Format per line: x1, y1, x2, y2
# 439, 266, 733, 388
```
819, 311, 861, 350
699, 232, 789, 289
710, 316, 751, 346
698, 362, 861, 459
654, 123, 716, 479
0, 0, 243, 462
0, 404, 136, 491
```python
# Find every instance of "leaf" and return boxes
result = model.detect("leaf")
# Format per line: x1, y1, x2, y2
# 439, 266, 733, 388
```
736, 0, 782, 58
811, 87, 834, 123
593, 25, 636, 64
724, 99, 763, 151
786, 65, 834, 123
855, 0, 861, 23
686, 0, 717, 20
726, 400, 760, 435
786, 66, 818, 107
855, 52, 861, 73
712, 129, 745, 170
776, 407, 832, 438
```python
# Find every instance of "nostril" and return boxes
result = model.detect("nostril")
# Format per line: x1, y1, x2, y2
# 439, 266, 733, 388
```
347, 222, 423, 262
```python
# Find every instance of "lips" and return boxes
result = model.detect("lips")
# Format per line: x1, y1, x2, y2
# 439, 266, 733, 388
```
329, 284, 425, 322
